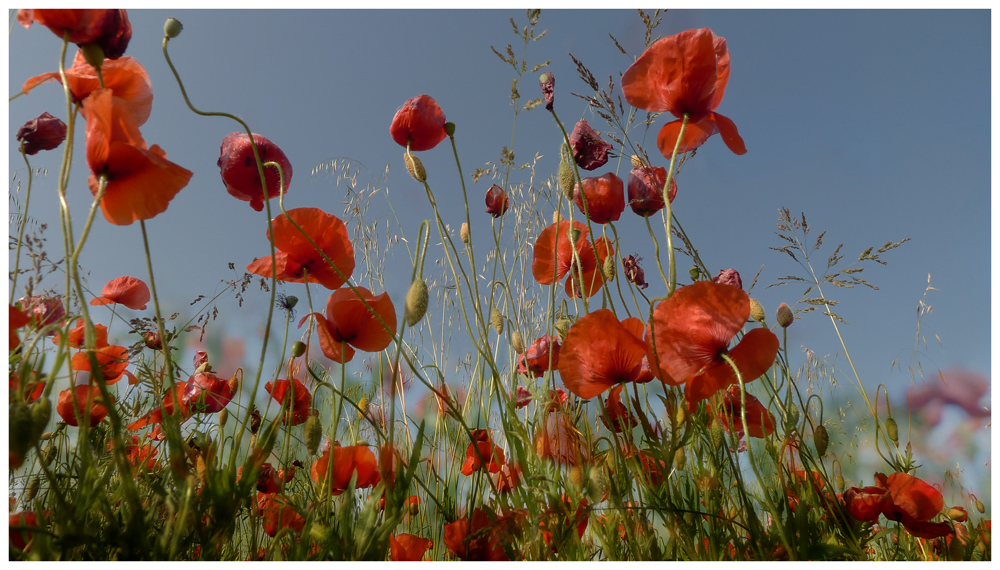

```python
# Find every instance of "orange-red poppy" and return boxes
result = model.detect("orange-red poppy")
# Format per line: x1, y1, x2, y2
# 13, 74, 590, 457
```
247, 207, 355, 290
9, 511, 47, 553
443, 508, 509, 561
531, 220, 613, 298
56, 384, 110, 427
647, 281, 779, 410
127, 372, 233, 430
516, 334, 560, 378
217, 132, 293, 212
83, 88, 192, 225
300, 286, 396, 363
256, 492, 304, 538
558, 309, 649, 399
390, 533, 434, 561
485, 183, 509, 217
844, 472, 953, 539
621, 28, 746, 157
17, 9, 129, 56
310, 443, 380, 495
627, 164, 676, 217
9, 304, 30, 351
461, 429, 506, 476
390, 94, 448, 152
637, 451, 668, 486
124, 435, 159, 472
90, 275, 149, 310
71, 344, 134, 385
56, 318, 109, 349
714, 385, 776, 439
535, 411, 588, 466
493, 463, 523, 493
574, 172, 625, 224
16, 112, 67, 156
264, 377, 312, 426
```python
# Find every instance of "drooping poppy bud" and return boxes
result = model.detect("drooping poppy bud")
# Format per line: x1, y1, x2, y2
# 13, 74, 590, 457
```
390, 95, 447, 152
569, 120, 613, 171
539, 72, 555, 111
217, 132, 293, 212
484, 184, 510, 217
490, 308, 504, 335
460, 222, 470, 244
16, 112, 67, 155
511, 331, 525, 354
573, 172, 625, 225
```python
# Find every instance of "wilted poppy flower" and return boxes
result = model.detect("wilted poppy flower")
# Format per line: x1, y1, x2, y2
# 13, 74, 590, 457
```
558, 309, 649, 399
622, 28, 746, 157
494, 463, 523, 493
535, 411, 588, 466
257, 493, 305, 537
90, 275, 150, 310
300, 286, 396, 363
531, 220, 614, 298
390, 533, 434, 561
310, 442, 380, 495
485, 184, 510, 217
18, 295, 65, 329
600, 384, 638, 433
17, 9, 129, 53
569, 119, 614, 171
57, 384, 110, 427
514, 385, 532, 409
443, 508, 509, 561
573, 172, 625, 224
714, 385, 776, 439
460, 429, 506, 476
247, 207, 355, 290
16, 112, 67, 155
83, 88, 192, 225
845, 472, 953, 539
713, 268, 742, 290
647, 281, 779, 410
9, 304, 30, 351
71, 344, 135, 384
264, 377, 312, 426
217, 132, 293, 212
539, 72, 555, 111
621, 254, 649, 290
390, 94, 447, 151
627, 165, 676, 217
516, 334, 560, 378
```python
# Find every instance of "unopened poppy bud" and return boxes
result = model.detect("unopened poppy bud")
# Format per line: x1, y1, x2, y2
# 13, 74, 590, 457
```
786, 403, 800, 430
404, 153, 426, 182
164, 17, 183, 38
630, 154, 643, 168
569, 466, 585, 488
303, 415, 322, 455
250, 409, 262, 435
814, 425, 829, 456
41, 442, 56, 466
558, 153, 575, 199
444, 122, 456, 137
409, 499, 420, 516
688, 266, 700, 281
885, 417, 899, 445
554, 318, 572, 342
944, 507, 968, 522
835, 475, 845, 492
511, 331, 525, 354
218, 408, 228, 428
975, 498, 986, 514
25, 477, 39, 501
228, 373, 241, 395
552, 210, 562, 225
490, 308, 504, 335
460, 222, 470, 244
710, 421, 724, 450
80, 42, 104, 70
291, 341, 306, 358
358, 397, 369, 415
404, 279, 429, 326
749, 298, 765, 323
674, 447, 686, 471
776, 303, 794, 328
603, 256, 616, 282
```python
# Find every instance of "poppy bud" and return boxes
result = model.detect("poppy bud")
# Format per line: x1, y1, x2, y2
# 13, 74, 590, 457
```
250, 409, 262, 435
164, 17, 183, 38
408, 498, 420, 516
603, 256, 616, 282
460, 222, 470, 244
673, 447, 686, 471
40, 442, 56, 466
539, 72, 555, 111
748, 298, 765, 323
689, 266, 700, 281
30, 397, 51, 441
814, 425, 829, 456
16, 112, 67, 155
835, 475, 845, 492
885, 417, 899, 445
404, 279, 429, 327
569, 466, 585, 488
975, 498, 985, 514
710, 421, 724, 450
25, 477, 40, 502
228, 372, 241, 396
552, 210, 563, 225
303, 415, 322, 456
404, 153, 426, 182
358, 397, 369, 415
445, 122, 456, 137
511, 331, 525, 354
785, 403, 800, 430
218, 408, 228, 428
80, 42, 105, 69
944, 507, 968, 522
558, 152, 575, 199
776, 303, 794, 328
554, 318, 572, 342
291, 341, 306, 358
490, 308, 504, 335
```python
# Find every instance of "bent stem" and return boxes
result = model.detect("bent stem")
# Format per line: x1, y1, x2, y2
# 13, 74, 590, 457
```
661, 114, 689, 296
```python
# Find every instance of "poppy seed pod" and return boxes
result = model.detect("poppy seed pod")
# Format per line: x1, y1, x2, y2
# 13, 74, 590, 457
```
404, 152, 426, 182
460, 222, 470, 244
163, 17, 182, 38
749, 298, 765, 323
291, 341, 306, 358
511, 331, 525, 354
689, 266, 700, 281
776, 303, 794, 328
303, 415, 322, 455
490, 308, 504, 335
80, 42, 104, 69
405, 279, 429, 327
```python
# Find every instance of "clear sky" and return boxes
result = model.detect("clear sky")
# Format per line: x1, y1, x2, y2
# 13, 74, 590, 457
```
6, 9, 992, 491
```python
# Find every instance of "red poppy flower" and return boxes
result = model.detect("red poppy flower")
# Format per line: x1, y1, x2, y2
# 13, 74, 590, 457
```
247, 207, 355, 290
56, 384, 110, 427
390, 94, 448, 151
71, 344, 135, 385
647, 281, 779, 410
443, 508, 509, 561
714, 385, 776, 439
310, 443, 380, 495
56, 318, 109, 349
460, 429, 506, 476
493, 463, 522, 493
264, 377, 312, 426
573, 172, 625, 225
24, 51, 152, 126
558, 309, 649, 399
127, 373, 233, 430
713, 268, 743, 290
569, 119, 614, 171
638, 451, 668, 486
18, 295, 65, 329
535, 411, 588, 466
485, 183, 510, 217
390, 533, 434, 561
256, 493, 304, 538
9, 371, 45, 403
627, 164, 676, 217
516, 334, 560, 378
845, 472, 953, 539
16, 112, 67, 155
9, 511, 46, 552
9, 304, 30, 351
531, 220, 613, 298
217, 132, 293, 212
300, 286, 396, 363
90, 275, 149, 310
600, 384, 638, 433
621, 28, 746, 157
17, 9, 128, 53
124, 435, 159, 472
83, 88, 192, 225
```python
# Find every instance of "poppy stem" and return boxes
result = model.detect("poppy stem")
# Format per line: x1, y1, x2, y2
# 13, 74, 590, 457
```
11, 147, 34, 303
662, 114, 689, 296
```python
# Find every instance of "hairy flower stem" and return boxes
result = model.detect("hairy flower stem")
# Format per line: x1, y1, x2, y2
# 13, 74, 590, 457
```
661, 114, 689, 296
11, 148, 34, 303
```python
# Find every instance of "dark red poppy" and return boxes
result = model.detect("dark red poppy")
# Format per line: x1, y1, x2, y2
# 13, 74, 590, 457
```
713, 268, 742, 290
531, 220, 614, 298
627, 164, 676, 217
390, 94, 447, 151
647, 281, 779, 410
390, 533, 434, 561
558, 309, 649, 399
310, 442, 380, 495
256, 493, 304, 538
90, 275, 150, 310
513, 385, 532, 408
17, 9, 128, 53
569, 119, 614, 171
247, 207, 355, 290
443, 508, 509, 561
217, 132, 293, 212
56, 384, 110, 427
573, 172, 625, 224
300, 286, 396, 363
621, 254, 649, 290
715, 385, 776, 439
71, 344, 135, 385
18, 295, 65, 329
600, 384, 638, 433
516, 334, 560, 378
845, 472, 953, 539
83, 88, 192, 225
484, 183, 509, 217
460, 429, 506, 476
621, 28, 746, 157
637, 451, 668, 486
493, 463, 523, 493
16, 112, 67, 155
9, 304, 30, 351
535, 411, 588, 466
264, 377, 312, 426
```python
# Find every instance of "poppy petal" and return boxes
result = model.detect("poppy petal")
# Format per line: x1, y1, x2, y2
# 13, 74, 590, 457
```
712, 112, 747, 155
270, 208, 355, 290
307, 311, 354, 363
559, 309, 649, 399
884, 472, 944, 522
90, 143, 192, 226
656, 117, 715, 158
532, 221, 581, 286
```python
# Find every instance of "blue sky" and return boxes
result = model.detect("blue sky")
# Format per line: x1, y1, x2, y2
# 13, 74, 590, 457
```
6, 9, 992, 492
